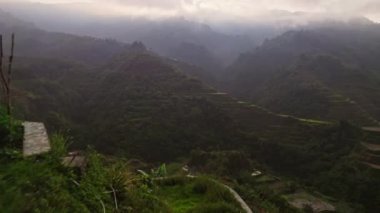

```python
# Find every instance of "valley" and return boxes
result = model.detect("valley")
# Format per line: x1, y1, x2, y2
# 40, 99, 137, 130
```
0, 4, 380, 213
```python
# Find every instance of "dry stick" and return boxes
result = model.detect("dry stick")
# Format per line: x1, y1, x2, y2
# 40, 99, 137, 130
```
0, 35, 8, 102
7, 33, 14, 129
0, 35, 2, 88
98, 197, 106, 213
110, 184, 119, 210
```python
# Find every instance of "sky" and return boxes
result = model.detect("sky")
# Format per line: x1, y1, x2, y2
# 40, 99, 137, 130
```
4, 0, 380, 22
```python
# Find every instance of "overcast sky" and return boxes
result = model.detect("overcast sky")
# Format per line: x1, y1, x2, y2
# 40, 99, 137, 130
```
4, 0, 380, 22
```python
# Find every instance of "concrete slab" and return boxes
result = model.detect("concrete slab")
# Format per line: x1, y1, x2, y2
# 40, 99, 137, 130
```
22, 122, 50, 157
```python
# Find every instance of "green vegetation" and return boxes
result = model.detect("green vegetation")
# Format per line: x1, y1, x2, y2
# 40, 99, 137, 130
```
0, 107, 23, 149
0, 134, 150, 212
189, 150, 253, 177
235, 177, 300, 213
0, 109, 249, 212
0, 109, 168, 212
154, 177, 242, 213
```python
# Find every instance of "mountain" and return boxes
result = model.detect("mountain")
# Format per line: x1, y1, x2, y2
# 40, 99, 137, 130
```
0, 10, 127, 66
72, 17, 257, 74
1, 10, 379, 212
0, 9, 33, 29
0, 2, 264, 72
74, 52, 250, 161
13, 51, 380, 211
225, 20, 380, 125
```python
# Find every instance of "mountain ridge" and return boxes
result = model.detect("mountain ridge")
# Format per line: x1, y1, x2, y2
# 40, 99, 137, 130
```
224, 25, 380, 125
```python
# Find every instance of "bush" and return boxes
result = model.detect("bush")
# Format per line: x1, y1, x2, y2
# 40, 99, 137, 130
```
0, 107, 23, 149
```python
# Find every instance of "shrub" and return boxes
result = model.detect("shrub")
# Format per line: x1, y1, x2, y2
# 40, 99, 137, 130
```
156, 176, 188, 187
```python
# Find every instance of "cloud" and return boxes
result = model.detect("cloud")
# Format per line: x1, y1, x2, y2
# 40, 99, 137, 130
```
10, 0, 380, 22
28, 0, 91, 3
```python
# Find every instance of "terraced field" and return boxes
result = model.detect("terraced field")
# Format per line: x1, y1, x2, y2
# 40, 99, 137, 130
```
204, 92, 332, 146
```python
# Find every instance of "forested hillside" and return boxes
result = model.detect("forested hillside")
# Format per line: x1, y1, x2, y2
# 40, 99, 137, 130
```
225, 20, 380, 125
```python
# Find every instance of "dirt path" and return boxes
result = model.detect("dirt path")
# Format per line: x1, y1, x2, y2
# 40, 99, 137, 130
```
22, 122, 50, 156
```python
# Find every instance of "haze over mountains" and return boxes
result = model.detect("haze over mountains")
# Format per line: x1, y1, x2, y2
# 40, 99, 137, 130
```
1, 1, 380, 212
0, 1, 277, 68
3, 0, 379, 71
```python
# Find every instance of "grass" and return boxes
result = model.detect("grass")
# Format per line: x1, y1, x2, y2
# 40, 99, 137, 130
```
154, 177, 242, 213
155, 184, 204, 212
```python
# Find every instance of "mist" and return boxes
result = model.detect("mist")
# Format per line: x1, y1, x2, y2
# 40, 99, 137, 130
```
1, 0, 380, 70
2, 0, 380, 31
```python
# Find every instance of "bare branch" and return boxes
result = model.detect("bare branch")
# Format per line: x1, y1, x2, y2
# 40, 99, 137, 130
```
110, 184, 119, 210
0, 35, 8, 99
7, 33, 14, 118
